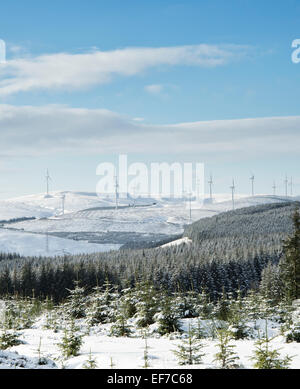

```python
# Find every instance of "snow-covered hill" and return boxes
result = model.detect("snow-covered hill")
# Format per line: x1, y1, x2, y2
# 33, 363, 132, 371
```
0, 191, 298, 257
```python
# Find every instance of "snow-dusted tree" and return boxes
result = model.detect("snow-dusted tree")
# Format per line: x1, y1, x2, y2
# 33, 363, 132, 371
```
120, 285, 138, 319
214, 289, 233, 322
260, 263, 283, 303
0, 327, 20, 350
279, 207, 300, 302
251, 323, 293, 369
134, 281, 158, 328
86, 280, 119, 326
82, 349, 98, 369
195, 289, 214, 319
110, 298, 132, 337
228, 290, 251, 340
213, 328, 240, 369
43, 297, 60, 331
244, 290, 265, 327
65, 281, 86, 319
142, 336, 151, 369
173, 323, 205, 365
58, 319, 83, 358
173, 289, 198, 318
154, 295, 181, 335
2, 299, 18, 330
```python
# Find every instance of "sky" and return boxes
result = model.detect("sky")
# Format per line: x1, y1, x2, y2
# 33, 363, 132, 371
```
0, 0, 300, 198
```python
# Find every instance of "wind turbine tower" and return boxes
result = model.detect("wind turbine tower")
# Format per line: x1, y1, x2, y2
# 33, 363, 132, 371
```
230, 179, 235, 210
45, 169, 52, 198
208, 174, 213, 201
250, 174, 255, 197
289, 177, 293, 197
188, 190, 192, 222
284, 175, 288, 197
272, 181, 276, 196
114, 175, 119, 210
61, 194, 66, 215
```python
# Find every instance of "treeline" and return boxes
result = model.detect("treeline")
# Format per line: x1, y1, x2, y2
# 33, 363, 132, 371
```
0, 216, 36, 225
0, 202, 297, 302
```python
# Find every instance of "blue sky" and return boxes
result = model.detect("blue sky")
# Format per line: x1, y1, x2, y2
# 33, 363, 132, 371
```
0, 0, 300, 198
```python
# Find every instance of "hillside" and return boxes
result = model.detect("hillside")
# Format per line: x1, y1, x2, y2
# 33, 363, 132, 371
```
0, 200, 298, 300
184, 201, 299, 242
0, 191, 298, 256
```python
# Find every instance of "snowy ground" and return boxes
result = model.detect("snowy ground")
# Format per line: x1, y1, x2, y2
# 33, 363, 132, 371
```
2, 316, 300, 369
161, 237, 192, 248
0, 191, 298, 257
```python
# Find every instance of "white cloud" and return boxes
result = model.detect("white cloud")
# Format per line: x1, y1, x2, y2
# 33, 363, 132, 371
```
144, 84, 164, 95
0, 104, 300, 160
132, 117, 145, 122
0, 44, 251, 96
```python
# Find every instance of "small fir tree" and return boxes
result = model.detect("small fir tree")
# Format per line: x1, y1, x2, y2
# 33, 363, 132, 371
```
155, 295, 181, 335
110, 304, 132, 337
58, 319, 83, 358
173, 323, 205, 365
65, 281, 86, 319
83, 349, 98, 369
213, 328, 240, 369
134, 281, 158, 328
0, 328, 20, 350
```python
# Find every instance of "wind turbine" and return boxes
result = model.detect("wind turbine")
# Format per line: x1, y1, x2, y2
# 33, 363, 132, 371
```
289, 177, 293, 197
45, 169, 52, 198
188, 190, 192, 222
250, 174, 255, 197
184, 190, 192, 222
272, 181, 276, 196
284, 175, 288, 197
208, 174, 213, 201
230, 179, 235, 210
61, 194, 66, 215
114, 175, 119, 210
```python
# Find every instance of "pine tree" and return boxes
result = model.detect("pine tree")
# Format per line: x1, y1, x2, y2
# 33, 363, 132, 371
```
58, 319, 83, 358
280, 207, 300, 302
65, 281, 86, 319
260, 263, 283, 303
155, 295, 181, 335
36, 337, 48, 365
110, 304, 132, 337
86, 281, 119, 326
0, 327, 20, 350
196, 289, 213, 319
83, 349, 98, 369
142, 336, 151, 368
2, 298, 18, 330
120, 284, 138, 319
229, 290, 251, 340
134, 281, 158, 328
251, 322, 293, 369
213, 328, 240, 369
174, 290, 198, 318
173, 324, 205, 365
215, 289, 233, 322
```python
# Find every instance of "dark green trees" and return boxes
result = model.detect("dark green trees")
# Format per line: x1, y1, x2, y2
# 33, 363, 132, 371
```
280, 208, 300, 301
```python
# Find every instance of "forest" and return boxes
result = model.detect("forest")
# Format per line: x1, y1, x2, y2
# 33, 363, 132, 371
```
0, 201, 298, 302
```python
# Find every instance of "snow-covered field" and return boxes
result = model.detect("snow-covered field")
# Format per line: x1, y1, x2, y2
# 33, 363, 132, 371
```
0, 191, 298, 257
2, 316, 300, 369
